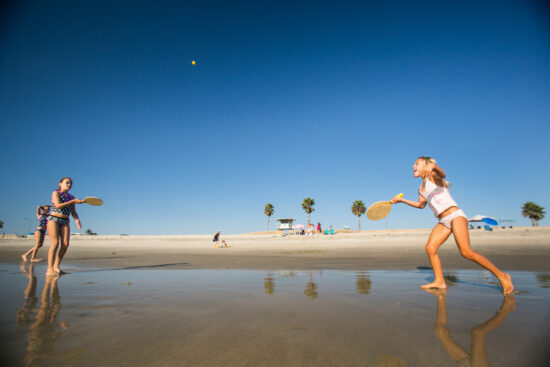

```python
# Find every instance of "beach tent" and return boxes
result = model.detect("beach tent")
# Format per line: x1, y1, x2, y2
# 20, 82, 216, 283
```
468, 215, 498, 226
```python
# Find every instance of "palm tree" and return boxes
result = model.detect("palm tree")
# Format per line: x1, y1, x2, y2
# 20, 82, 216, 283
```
264, 203, 274, 231
301, 198, 315, 227
521, 202, 545, 226
351, 200, 366, 231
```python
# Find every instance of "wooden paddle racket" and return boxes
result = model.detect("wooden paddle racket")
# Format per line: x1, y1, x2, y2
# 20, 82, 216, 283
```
83, 197, 104, 206
366, 193, 403, 220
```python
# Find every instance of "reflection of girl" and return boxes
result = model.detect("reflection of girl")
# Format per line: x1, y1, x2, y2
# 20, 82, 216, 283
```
426, 289, 515, 367
16, 262, 38, 327
46, 177, 84, 275
24, 276, 68, 366
392, 157, 513, 294
21, 205, 51, 262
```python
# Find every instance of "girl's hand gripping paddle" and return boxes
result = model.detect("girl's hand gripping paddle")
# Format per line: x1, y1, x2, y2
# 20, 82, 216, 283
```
366, 193, 403, 221
83, 197, 104, 206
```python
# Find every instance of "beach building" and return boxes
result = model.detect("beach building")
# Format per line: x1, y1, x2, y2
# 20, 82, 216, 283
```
275, 218, 295, 231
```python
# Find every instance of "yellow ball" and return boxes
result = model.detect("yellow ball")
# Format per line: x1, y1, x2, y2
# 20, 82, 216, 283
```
191, 60, 196, 65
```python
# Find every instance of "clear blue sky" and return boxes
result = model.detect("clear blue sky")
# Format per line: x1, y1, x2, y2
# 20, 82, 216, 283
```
1, 0, 549, 234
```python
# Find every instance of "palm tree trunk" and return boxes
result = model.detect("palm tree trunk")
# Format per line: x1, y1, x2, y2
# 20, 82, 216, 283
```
358, 216, 361, 231
266, 216, 269, 231
307, 213, 310, 227
531, 217, 536, 227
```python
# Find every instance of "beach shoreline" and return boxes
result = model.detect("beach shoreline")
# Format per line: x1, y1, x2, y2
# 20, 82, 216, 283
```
1, 226, 549, 271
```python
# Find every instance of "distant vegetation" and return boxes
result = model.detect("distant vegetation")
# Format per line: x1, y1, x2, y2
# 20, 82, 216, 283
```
302, 198, 315, 226
264, 203, 274, 231
85, 229, 97, 235
521, 202, 545, 226
351, 200, 366, 231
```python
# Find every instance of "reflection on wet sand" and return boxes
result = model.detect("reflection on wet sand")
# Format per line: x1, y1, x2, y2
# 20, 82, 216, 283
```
304, 271, 319, 300
16, 265, 84, 366
356, 271, 372, 295
264, 272, 275, 295
535, 273, 550, 288
425, 289, 515, 367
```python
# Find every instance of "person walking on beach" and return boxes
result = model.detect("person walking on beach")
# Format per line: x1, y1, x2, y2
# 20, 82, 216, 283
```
391, 157, 513, 294
316, 222, 321, 234
21, 205, 51, 262
213, 230, 221, 248
46, 177, 83, 276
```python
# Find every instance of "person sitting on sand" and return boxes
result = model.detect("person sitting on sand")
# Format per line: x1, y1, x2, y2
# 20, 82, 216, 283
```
222, 240, 230, 248
213, 230, 221, 248
21, 205, 51, 262
391, 157, 513, 294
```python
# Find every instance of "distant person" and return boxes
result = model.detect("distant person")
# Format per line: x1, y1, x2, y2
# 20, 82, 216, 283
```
21, 205, 51, 262
329, 225, 334, 235
213, 230, 221, 248
222, 240, 230, 248
391, 157, 513, 294
46, 177, 84, 276
316, 222, 321, 233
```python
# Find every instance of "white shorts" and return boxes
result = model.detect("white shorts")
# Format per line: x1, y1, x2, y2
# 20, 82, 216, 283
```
439, 209, 467, 229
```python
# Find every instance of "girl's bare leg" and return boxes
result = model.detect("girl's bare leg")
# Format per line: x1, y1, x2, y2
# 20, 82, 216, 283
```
53, 224, 70, 274
451, 217, 514, 294
46, 222, 60, 276
421, 224, 452, 289
30, 231, 45, 261
21, 231, 44, 262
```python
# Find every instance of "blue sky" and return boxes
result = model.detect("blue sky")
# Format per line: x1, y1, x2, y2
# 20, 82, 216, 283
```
1, 0, 549, 234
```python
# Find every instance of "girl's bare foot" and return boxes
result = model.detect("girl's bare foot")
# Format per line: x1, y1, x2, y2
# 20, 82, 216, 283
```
31, 258, 42, 262
420, 281, 447, 290
46, 270, 58, 277
500, 273, 514, 295
21, 254, 28, 262
56, 269, 66, 275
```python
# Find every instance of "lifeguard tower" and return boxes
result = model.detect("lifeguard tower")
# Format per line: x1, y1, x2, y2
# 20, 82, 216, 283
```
276, 218, 295, 231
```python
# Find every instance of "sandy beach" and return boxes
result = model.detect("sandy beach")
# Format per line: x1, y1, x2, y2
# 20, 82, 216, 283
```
2, 226, 549, 271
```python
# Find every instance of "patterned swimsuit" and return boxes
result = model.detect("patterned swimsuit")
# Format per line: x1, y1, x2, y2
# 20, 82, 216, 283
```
48, 190, 74, 226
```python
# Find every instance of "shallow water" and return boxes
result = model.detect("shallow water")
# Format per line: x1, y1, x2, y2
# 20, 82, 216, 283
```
1, 263, 549, 367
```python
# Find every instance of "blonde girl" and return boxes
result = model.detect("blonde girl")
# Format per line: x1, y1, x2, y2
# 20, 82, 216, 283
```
46, 177, 83, 275
392, 157, 513, 294
21, 205, 51, 262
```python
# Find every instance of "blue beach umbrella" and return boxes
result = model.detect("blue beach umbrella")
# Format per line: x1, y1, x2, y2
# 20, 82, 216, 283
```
468, 215, 498, 226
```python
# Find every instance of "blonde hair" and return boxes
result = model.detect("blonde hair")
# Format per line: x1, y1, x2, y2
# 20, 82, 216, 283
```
417, 156, 451, 189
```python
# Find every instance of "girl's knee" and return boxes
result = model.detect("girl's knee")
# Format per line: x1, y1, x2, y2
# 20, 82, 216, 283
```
425, 244, 437, 256
460, 249, 475, 260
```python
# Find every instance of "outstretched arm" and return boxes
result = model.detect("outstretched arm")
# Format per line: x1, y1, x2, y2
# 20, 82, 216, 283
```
51, 191, 84, 210
392, 193, 427, 209
36, 206, 41, 219
71, 206, 81, 229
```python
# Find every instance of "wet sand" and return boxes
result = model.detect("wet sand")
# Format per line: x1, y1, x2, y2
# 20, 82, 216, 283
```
1, 227, 549, 271
1, 264, 549, 366
1, 227, 549, 366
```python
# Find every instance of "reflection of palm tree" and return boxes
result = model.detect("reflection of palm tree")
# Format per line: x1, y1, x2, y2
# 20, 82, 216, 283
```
304, 272, 318, 300
535, 274, 550, 289
356, 271, 372, 295
264, 273, 275, 295
521, 202, 545, 226
425, 289, 515, 367
351, 200, 366, 231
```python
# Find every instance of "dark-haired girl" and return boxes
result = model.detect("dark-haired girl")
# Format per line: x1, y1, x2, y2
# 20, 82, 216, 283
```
46, 177, 83, 276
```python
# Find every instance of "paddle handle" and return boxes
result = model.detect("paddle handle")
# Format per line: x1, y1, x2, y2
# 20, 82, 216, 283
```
391, 193, 404, 202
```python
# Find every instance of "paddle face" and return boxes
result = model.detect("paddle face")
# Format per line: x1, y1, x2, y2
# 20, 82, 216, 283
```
83, 197, 103, 206
366, 193, 403, 221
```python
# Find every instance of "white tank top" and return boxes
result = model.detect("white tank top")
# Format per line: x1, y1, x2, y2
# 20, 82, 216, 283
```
420, 179, 458, 217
